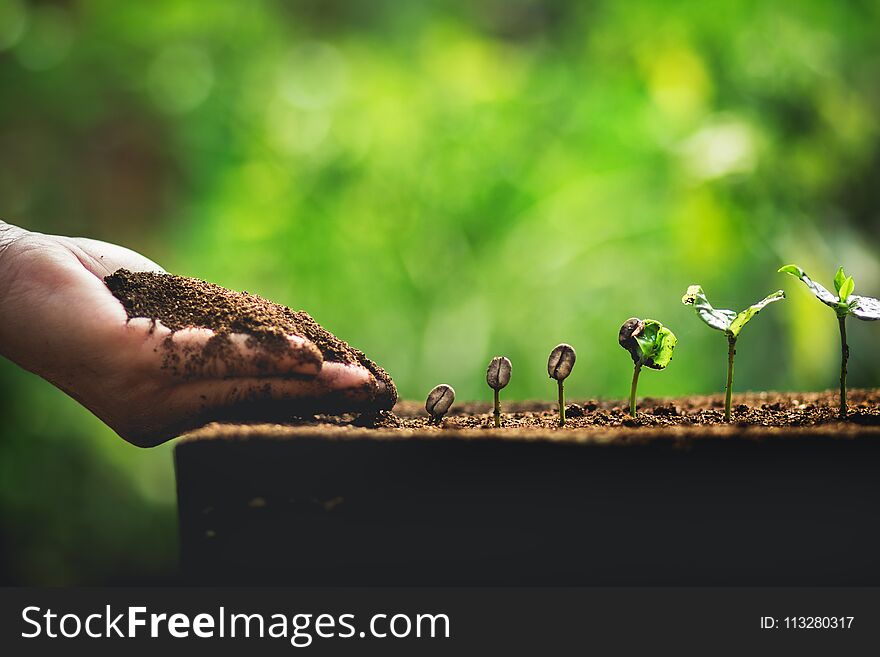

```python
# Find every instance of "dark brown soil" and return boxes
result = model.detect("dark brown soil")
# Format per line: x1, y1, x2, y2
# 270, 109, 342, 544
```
184, 389, 880, 443
104, 269, 397, 407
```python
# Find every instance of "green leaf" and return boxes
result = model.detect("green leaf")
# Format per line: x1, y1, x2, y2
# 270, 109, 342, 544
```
778, 264, 803, 278
727, 290, 786, 337
684, 284, 785, 338
779, 263, 864, 316
681, 285, 736, 333
833, 267, 846, 294
778, 264, 840, 309
839, 276, 855, 302
636, 319, 677, 370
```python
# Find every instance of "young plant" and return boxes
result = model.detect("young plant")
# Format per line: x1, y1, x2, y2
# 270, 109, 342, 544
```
682, 285, 785, 422
618, 318, 677, 417
486, 356, 512, 428
547, 343, 576, 427
779, 265, 880, 418
426, 384, 455, 422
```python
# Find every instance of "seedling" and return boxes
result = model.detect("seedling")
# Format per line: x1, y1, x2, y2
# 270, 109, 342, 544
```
547, 343, 576, 427
618, 318, 677, 418
682, 285, 785, 422
426, 384, 455, 422
486, 356, 512, 428
779, 265, 880, 419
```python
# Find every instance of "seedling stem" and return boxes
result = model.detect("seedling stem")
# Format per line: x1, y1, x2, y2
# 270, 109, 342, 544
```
725, 336, 737, 422
493, 388, 501, 428
557, 380, 565, 427
838, 316, 848, 419
629, 362, 642, 418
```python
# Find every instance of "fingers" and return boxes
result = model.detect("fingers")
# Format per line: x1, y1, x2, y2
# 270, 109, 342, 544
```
188, 361, 379, 409
124, 319, 323, 379
117, 361, 392, 447
157, 362, 384, 440
316, 360, 377, 392
165, 329, 323, 379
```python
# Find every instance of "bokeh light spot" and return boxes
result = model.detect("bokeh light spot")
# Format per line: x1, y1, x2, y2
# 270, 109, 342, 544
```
278, 41, 348, 110
0, 0, 27, 51
641, 44, 711, 123
13, 5, 73, 71
266, 98, 332, 155
680, 118, 758, 180
147, 44, 214, 114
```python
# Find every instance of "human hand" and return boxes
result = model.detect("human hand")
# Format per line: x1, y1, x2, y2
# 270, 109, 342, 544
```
0, 221, 390, 446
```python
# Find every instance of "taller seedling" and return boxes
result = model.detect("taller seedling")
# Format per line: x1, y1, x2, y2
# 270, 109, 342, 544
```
682, 285, 785, 422
779, 265, 880, 418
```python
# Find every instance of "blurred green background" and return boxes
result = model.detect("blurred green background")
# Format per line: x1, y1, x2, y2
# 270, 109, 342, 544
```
1, 0, 879, 584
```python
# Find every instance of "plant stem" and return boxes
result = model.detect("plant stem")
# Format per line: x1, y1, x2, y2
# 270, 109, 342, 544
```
493, 388, 501, 428
630, 362, 642, 417
725, 336, 737, 422
839, 316, 849, 420
558, 380, 565, 427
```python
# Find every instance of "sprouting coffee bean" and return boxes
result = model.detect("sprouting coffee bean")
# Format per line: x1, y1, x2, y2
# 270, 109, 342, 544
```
618, 317, 646, 364
426, 384, 455, 419
486, 356, 512, 391
547, 343, 576, 381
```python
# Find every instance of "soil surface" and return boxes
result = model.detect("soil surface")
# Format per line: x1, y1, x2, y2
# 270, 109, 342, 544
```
184, 389, 880, 443
104, 269, 396, 407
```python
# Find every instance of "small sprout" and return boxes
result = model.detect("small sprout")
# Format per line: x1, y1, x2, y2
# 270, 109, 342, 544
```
547, 343, 576, 427
425, 384, 455, 422
682, 285, 785, 422
779, 265, 880, 419
618, 317, 677, 418
486, 356, 512, 428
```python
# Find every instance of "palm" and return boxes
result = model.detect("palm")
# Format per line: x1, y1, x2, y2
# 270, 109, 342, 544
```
0, 226, 381, 446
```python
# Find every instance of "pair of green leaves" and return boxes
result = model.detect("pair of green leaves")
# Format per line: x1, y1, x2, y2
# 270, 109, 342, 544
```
681, 285, 785, 338
833, 267, 855, 304
619, 318, 677, 370
779, 265, 880, 321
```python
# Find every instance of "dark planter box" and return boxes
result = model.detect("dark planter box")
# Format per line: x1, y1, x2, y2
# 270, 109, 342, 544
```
175, 421, 880, 585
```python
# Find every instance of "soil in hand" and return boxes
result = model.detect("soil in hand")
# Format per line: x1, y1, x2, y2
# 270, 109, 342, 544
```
104, 269, 397, 410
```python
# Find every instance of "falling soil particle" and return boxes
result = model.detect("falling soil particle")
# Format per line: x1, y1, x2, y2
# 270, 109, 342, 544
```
104, 269, 397, 409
